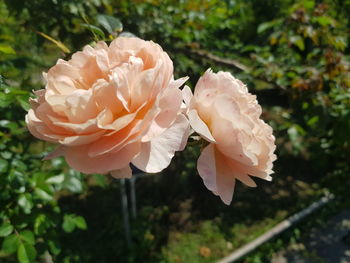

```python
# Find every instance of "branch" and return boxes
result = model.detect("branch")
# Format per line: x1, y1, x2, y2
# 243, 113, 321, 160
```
189, 49, 250, 72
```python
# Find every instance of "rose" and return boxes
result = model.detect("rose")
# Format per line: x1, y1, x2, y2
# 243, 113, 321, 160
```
26, 37, 190, 178
183, 69, 276, 204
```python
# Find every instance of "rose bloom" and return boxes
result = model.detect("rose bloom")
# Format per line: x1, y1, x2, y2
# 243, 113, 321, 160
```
26, 37, 190, 178
183, 69, 276, 205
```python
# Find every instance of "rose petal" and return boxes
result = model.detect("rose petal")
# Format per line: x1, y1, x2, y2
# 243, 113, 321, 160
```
132, 114, 189, 173
65, 142, 140, 174
182, 85, 193, 106
197, 143, 217, 193
187, 109, 216, 143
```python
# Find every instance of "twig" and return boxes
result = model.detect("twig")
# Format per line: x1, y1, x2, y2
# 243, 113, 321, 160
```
189, 49, 250, 72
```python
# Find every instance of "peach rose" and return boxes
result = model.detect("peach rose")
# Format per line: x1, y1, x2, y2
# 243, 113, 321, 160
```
183, 69, 276, 205
26, 37, 190, 178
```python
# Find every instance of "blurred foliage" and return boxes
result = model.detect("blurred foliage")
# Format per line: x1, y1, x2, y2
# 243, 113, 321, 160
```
1, 0, 350, 262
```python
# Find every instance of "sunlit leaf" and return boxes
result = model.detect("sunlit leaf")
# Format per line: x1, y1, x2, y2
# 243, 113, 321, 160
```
2, 234, 19, 254
0, 223, 14, 237
0, 44, 16, 55
17, 243, 36, 263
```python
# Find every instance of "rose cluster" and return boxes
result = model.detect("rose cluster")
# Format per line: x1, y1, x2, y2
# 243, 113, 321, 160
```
26, 37, 276, 204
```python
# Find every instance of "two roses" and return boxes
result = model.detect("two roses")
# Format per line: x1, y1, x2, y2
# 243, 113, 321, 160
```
26, 37, 276, 204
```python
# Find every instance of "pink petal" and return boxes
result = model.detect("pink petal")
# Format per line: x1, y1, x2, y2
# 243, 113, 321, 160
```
88, 119, 141, 157
169, 77, 189, 89
198, 144, 236, 205
132, 114, 190, 173
59, 130, 105, 146
187, 109, 215, 143
182, 85, 193, 106
141, 87, 183, 142
214, 150, 236, 205
93, 79, 124, 114
65, 142, 140, 174
197, 144, 217, 193
64, 89, 99, 123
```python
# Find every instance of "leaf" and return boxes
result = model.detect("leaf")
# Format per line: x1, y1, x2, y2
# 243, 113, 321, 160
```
307, 116, 319, 126
20, 230, 35, 245
63, 176, 83, 193
0, 223, 14, 237
37, 32, 70, 53
315, 16, 333, 26
0, 44, 16, 55
303, 0, 315, 9
46, 174, 65, 184
92, 174, 107, 187
17, 243, 36, 263
80, 23, 105, 39
257, 21, 274, 34
48, 240, 61, 256
16, 96, 30, 111
34, 215, 47, 235
2, 234, 19, 254
18, 194, 33, 214
74, 216, 87, 230
34, 188, 53, 202
290, 36, 305, 51
119, 32, 137, 38
0, 159, 9, 173
62, 215, 75, 233
96, 14, 123, 34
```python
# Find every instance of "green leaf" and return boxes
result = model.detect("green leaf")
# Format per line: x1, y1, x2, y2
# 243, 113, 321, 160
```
34, 215, 47, 235
80, 23, 105, 39
46, 174, 64, 184
303, 0, 315, 9
0, 159, 9, 173
119, 32, 137, 38
62, 215, 75, 233
34, 188, 53, 202
63, 176, 83, 193
92, 174, 107, 187
0, 223, 14, 237
74, 216, 87, 230
315, 16, 333, 26
0, 44, 16, 55
257, 21, 274, 34
18, 194, 33, 214
20, 230, 35, 245
307, 116, 319, 126
16, 96, 30, 111
290, 36, 305, 51
2, 234, 19, 254
48, 240, 61, 255
96, 14, 123, 34
17, 243, 36, 263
